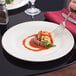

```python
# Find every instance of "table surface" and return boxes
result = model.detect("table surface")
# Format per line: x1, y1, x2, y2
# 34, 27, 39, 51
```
37, 63, 76, 76
0, 1, 76, 76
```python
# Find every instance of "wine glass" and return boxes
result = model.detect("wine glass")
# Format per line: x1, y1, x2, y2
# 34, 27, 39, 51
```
25, 0, 41, 18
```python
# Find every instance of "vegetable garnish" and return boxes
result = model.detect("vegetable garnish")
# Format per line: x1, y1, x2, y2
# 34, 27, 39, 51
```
44, 40, 56, 48
6, 0, 14, 4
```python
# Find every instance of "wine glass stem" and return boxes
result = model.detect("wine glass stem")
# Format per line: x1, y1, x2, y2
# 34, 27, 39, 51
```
31, 1, 35, 7
31, 5, 35, 8
31, 3, 35, 6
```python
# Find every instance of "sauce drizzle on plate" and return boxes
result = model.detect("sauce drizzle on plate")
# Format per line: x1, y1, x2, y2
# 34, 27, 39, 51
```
22, 34, 54, 52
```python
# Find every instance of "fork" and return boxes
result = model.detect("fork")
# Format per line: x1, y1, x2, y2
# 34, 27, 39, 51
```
52, 11, 72, 35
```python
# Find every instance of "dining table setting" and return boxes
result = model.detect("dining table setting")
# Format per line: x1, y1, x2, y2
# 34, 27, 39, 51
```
0, 0, 76, 76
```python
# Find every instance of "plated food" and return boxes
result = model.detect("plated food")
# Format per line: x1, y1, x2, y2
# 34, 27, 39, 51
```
23, 31, 56, 52
34, 31, 56, 48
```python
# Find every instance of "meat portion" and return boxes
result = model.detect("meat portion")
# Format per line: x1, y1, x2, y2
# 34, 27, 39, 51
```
34, 37, 45, 46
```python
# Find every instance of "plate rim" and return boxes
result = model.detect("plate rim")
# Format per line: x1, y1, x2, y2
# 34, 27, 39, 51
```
6, 0, 29, 10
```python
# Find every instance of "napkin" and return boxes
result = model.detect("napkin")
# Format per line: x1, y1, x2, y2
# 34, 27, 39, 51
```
44, 8, 76, 38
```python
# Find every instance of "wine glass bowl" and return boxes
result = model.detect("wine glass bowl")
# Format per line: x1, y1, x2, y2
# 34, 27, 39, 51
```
25, 0, 41, 18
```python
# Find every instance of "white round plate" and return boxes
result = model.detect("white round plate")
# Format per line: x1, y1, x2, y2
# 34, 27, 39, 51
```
6, 0, 29, 10
2, 21, 74, 62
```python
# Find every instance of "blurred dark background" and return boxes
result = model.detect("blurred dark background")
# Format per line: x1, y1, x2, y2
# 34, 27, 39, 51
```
8, 0, 67, 15
36, 0, 66, 12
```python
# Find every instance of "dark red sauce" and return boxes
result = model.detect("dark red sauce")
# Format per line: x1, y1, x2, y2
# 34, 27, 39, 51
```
22, 34, 54, 52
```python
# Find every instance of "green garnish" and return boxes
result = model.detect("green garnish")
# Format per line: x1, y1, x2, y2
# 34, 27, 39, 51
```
44, 40, 56, 48
44, 40, 48, 46
6, 0, 13, 4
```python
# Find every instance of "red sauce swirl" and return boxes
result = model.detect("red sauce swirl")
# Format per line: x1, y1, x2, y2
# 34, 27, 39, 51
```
22, 34, 54, 52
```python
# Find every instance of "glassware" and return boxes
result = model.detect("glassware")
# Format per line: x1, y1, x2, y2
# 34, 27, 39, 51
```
0, 1, 9, 25
25, 0, 41, 18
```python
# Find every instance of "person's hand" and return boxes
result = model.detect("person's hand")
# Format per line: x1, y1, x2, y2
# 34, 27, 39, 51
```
69, 0, 76, 18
